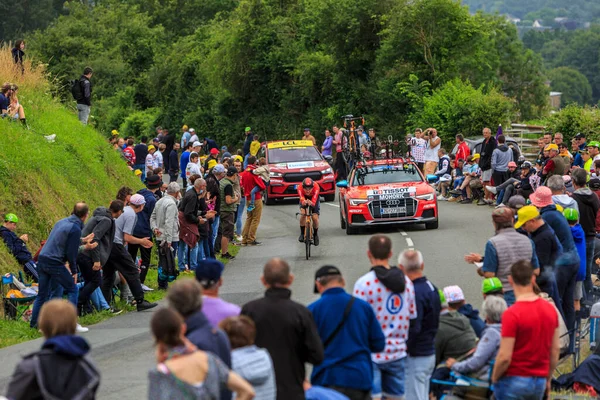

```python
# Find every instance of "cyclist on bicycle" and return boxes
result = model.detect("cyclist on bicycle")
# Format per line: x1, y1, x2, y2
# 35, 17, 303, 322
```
298, 177, 320, 246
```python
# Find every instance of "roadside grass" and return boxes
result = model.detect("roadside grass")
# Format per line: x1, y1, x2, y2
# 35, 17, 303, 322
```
0, 245, 241, 349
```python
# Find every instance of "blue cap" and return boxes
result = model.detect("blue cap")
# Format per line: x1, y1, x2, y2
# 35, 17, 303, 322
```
195, 259, 225, 286
213, 164, 226, 174
223, 152, 232, 159
304, 127, 310, 131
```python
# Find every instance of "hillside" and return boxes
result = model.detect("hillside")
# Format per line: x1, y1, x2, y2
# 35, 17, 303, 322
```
0, 47, 142, 276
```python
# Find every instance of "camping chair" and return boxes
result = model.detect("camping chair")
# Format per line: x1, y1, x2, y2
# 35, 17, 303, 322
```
2, 272, 36, 320
431, 361, 494, 400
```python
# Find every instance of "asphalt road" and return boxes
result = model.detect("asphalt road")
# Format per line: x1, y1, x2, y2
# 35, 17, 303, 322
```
0, 197, 497, 399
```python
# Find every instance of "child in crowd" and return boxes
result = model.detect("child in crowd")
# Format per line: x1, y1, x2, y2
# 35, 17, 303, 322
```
564, 208, 587, 312
248, 157, 270, 212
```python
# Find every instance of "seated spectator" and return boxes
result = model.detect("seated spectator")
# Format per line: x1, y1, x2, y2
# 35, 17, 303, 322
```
6, 300, 100, 400
0, 213, 38, 281
219, 316, 276, 400
7, 84, 27, 126
548, 175, 578, 213
447, 296, 507, 380
445, 285, 486, 338
435, 286, 477, 365
486, 161, 520, 206
148, 308, 254, 400
195, 259, 241, 327
451, 154, 482, 204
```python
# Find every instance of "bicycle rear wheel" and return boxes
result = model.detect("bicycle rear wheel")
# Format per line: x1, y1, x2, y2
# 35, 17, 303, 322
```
305, 229, 310, 260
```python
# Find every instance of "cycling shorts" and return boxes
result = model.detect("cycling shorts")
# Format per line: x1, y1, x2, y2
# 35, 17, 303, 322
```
300, 199, 320, 215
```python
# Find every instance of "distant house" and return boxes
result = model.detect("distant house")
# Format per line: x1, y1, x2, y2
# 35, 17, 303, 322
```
550, 92, 562, 110
533, 20, 544, 28
505, 14, 521, 24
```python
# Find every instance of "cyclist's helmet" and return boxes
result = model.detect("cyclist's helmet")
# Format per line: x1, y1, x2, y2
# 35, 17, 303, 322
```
302, 178, 314, 189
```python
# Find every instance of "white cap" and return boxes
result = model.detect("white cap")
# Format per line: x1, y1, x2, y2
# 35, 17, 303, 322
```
192, 141, 202, 147
189, 128, 195, 132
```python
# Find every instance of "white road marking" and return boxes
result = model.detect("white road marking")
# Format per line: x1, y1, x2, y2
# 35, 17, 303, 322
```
406, 238, 414, 247
324, 203, 340, 208
400, 231, 407, 236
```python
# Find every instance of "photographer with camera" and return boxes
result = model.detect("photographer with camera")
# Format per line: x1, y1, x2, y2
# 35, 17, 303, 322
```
423, 128, 441, 176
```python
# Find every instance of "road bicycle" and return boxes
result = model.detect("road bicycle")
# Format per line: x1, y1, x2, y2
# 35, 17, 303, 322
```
297, 206, 315, 260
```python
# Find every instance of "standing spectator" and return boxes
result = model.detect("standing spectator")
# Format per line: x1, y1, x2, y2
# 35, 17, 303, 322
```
491, 135, 513, 190
243, 127, 253, 167
233, 159, 245, 242
564, 208, 587, 313
167, 279, 233, 400
101, 194, 157, 311
12, 40, 25, 74
436, 286, 477, 365
455, 134, 470, 164
178, 178, 203, 272
155, 143, 165, 169
530, 186, 580, 333
303, 128, 317, 145
155, 126, 164, 141
76, 67, 93, 125
189, 128, 199, 146
250, 135, 261, 158
571, 168, 600, 298
322, 129, 333, 158
423, 128, 441, 176
185, 152, 202, 186
180, 125, 191, 148
542, 144, 566, 180
353, 235, 416, 400
309, 265, 385, 399
220, 316, 276, 400
77, 201, 124, 314
204, 137, 219, 154
367, 128, 382, 157
204, 148, 220, 171
465, 207, 539, 306
0, 213, 39, 281
332, 125, 347, 181
161, 129, 176, 172
410, 128, 427, 172
399, 250, 440, 400
123, 138, 136, 167
151, 182, 181, 290
207, 164, 226, 253
242, 258, 324, 400
447, 285, 486, 338
145, 145, 156, 177
168, 142, 180, 183
479, 127, 498, 204
548, 175, 579, 213
492, 261, 560, 399
196, 259, 241, 327
30, 203, 90, 331
6, 300, 100, 400
219, 167, 240, 259
134, 136, 149, 181
572, 133, 587, 168
129, 177, 160, 287
179, 142, 192, 189
241, 156, 266, 246
148, 307, 254, 400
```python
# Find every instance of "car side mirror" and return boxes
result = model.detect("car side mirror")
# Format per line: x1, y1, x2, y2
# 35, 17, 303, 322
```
336, 180, 348, 188
426, 174, 438, 183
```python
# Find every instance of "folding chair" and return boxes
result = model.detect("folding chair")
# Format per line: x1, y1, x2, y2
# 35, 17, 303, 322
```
431, 361, 494, 400
2, 272, 36, 320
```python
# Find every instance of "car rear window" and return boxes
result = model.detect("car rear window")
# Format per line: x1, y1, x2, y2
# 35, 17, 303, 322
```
352, 165, 423, 186
267, 146, 322, 163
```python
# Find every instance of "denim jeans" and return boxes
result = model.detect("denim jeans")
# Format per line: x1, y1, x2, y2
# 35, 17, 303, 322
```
405, 355, 435, 400
31, 263, 79, 328
77, 283, 110, 311
77, 104, 90, 124
211, 216, 220, 247
372, 357, 406, 399
504, 290, 515, 307
236, 197, 246, 235
584, 237, 595, 299
177, 241, 198, 271
494, 376, 546, 400
133, 163, 146, 182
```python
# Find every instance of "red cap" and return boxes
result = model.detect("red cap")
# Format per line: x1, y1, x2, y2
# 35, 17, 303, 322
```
210, 148, 219, 155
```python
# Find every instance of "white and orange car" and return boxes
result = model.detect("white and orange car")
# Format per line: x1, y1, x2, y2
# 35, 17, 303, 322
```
337, 158, 438, 234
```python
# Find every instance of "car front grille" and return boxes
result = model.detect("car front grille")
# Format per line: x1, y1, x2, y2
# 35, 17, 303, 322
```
283, 171, 322, 183
368, 197, 418, 219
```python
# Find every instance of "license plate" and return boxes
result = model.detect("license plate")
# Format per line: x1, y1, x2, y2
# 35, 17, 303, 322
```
382, 207, 406, 214
293, 185, 297, 190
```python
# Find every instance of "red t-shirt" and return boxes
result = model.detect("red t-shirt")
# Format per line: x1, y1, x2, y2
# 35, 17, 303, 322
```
502, 298, 558, 377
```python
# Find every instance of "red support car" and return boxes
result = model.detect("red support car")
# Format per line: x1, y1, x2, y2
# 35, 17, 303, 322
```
337, 158, 439, 234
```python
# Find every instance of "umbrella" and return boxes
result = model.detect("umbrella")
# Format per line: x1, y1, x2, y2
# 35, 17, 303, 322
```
496, 124, 503, 140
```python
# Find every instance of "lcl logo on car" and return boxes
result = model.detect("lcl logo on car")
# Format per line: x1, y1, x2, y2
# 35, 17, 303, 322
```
386, 200, 401, 206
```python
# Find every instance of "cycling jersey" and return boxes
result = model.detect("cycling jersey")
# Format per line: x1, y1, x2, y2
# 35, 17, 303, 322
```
298, 185, 320, 205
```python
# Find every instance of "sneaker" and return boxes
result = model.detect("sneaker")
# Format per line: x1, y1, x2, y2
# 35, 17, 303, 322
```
248, 241, 262, 246
459, 198, 473, 204
240, 242, 248, 246
449, 189, 462, 195
298, 234, 305, 243
436, 195, 446, 201
477, 199, 487, 206
109, 307, 123, 315
76, 324, 89, 333
313, 235, 319, 246
137, 300, 158, 312
235, 234, 243, 242
495, 203, 506, 209
140, 284, 154, 292
247, 205, 255, 212
221, 252, 235, 260
485, 185, 497, 195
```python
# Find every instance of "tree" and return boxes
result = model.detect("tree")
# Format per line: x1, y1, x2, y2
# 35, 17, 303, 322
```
547, 67, 593, 106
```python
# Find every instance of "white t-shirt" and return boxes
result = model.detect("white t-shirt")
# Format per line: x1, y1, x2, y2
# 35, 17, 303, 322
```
153, 151, 163, 168
186, 162, 201, 185
424, 137, 441, 162
353, 270, 417, 363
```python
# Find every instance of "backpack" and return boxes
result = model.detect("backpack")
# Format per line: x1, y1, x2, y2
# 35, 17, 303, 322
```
70, 78, 83, 101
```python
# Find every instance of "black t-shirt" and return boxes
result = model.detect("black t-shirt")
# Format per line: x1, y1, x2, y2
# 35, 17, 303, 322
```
134, 143, 148, 164
0, 93, 9, 112
224, 183, 233, 198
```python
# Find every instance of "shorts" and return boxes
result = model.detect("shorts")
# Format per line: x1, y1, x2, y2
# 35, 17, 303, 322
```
220, 211, 235, 240
482, 169, 492, 182
301, 199, 320, 215
469, 178, 482, 189
575, 281, 583, 300
372, 357, 406, 399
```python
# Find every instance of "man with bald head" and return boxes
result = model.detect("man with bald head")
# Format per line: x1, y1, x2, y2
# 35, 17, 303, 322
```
241, 258, 324, 400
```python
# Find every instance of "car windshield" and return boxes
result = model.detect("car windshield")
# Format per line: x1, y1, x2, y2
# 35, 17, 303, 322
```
351, 165, 423, 186
267, 146, 322, 163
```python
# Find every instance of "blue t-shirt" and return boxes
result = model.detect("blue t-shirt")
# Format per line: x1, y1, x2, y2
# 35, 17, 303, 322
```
0, 93, 9, 113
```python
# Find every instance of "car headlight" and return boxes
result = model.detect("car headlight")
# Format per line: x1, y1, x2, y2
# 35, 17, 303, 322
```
349, 198, 369, 206
322, 167, 333, 175
416, 193, 435, 201
270, 171, 282, 178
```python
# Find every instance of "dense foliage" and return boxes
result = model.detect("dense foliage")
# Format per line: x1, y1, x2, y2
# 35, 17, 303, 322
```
462, 0, 600, 24
17, 0, 549, 147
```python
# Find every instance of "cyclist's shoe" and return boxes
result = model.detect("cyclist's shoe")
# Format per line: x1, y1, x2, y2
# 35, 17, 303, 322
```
298, 234, 305, 243
313, 234, 319, 246
247, 204, 255, 212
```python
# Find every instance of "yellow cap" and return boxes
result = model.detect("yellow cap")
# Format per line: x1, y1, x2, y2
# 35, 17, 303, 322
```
134, 169, 142, 176
111, 129, 119, 136
148, 145, 156, 151
514, 205, 540, 229
471, 153, 480, 160
545, 143, 558, 152
207, 159, 217, 170
182, 125, 189, 131
234, 155, 243, 163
